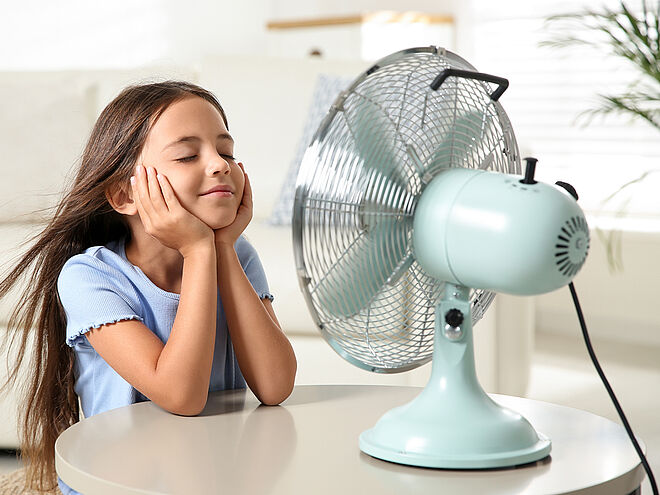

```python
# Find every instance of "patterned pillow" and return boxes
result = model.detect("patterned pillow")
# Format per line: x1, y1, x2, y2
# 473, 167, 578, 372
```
268, 74, 354, 225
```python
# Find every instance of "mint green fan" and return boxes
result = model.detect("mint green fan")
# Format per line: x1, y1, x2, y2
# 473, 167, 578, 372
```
292, 47, 589, 469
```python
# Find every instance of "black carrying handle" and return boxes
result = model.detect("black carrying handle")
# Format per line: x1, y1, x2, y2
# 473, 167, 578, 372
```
430, 68, 509, 101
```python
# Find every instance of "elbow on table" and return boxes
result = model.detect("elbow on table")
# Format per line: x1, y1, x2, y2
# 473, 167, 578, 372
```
164, 390, 208, 417
255, 372, 297, 406
257, 387, 293, 406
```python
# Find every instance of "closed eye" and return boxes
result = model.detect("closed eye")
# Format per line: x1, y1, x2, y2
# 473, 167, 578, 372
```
175, 155, 197, 163
175, 154, 235, 163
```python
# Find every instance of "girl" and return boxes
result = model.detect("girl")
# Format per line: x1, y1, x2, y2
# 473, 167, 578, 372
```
0, 81, 297, 494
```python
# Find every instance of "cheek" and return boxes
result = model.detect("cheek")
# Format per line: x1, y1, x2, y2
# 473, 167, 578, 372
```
159, 169, 188, 194
235, 170, 246, 199
162, 173, 198, 210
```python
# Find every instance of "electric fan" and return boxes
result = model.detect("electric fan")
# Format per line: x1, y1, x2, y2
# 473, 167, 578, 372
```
292, 46, 589, 469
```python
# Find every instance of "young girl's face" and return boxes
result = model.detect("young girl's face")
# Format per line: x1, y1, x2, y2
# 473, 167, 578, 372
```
138, 95, 245, 230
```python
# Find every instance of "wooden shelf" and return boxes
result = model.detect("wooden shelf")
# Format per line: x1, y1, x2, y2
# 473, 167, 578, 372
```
267, 11, 454, 30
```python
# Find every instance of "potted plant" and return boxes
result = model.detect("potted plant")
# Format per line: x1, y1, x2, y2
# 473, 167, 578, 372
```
542, 0, 659, 271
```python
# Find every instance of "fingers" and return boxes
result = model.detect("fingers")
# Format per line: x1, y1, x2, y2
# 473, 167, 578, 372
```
133, 165, 167, 210
130, 173, 149, 227
239, 162, 253, 208
131, 165, 152, 218
155, 172, 178, 211
130, 165, 169, 229
146, 167, 168, 212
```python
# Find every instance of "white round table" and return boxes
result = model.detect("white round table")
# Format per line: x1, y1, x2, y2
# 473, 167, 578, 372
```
55, 385, 645, 494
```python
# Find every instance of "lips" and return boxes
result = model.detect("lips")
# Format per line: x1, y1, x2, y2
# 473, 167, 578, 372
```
201, 185, 234, 196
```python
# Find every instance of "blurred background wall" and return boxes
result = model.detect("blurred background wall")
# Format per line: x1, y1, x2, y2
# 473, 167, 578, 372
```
3, 0, 657, 213
4, 0, 656, 337
0, 1, 658, 489
0, 0, 657, 368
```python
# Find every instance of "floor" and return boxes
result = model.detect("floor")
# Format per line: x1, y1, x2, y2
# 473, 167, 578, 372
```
1, 332, 658, 493
0, 450, 18, 477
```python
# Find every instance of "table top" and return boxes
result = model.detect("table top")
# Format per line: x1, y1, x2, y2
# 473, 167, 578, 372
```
55, 385, 644, 495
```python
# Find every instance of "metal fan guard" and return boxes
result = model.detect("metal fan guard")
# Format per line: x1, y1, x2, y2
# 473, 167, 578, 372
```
293, 46, 521, 373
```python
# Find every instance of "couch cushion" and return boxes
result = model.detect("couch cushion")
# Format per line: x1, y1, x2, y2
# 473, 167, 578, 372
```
243, 220, 318, 336
0, 74, 94, 222
0, 68, 200, 224
84, 66, 200, 120
0, 322, 35, 449
0, 223, 45, 326
268, 73, 353, 225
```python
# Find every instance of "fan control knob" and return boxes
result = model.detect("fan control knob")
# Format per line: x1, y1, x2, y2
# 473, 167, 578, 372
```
521, 157, 538, 185
445, 308, 464, 327
444, 308, 464, 341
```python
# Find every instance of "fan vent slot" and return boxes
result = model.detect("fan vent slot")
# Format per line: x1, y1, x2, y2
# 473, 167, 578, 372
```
554, 216, 589, 278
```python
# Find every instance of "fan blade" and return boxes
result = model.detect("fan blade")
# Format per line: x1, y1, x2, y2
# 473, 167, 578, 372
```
345, 90, 414, 191
428, 110, 488, 172
305, 90, 417, 318
312, 216, 411, 318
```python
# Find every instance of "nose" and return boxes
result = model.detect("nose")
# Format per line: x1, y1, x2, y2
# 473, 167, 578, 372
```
208, 153, 231, 176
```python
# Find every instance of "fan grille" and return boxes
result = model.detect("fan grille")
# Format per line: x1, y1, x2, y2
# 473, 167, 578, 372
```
294, 47, 520, 372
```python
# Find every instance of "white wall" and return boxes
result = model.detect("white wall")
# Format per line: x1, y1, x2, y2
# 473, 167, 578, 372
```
2, 0, 658, 345
0, 0, 270, 70
2, 1, 463, 70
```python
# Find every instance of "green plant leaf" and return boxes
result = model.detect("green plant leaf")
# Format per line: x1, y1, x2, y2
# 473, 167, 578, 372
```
541, 1, 660, 272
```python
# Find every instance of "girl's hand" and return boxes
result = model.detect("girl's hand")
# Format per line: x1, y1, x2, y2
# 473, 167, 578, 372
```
214, 162, 253, 249
131, 165, 214, 257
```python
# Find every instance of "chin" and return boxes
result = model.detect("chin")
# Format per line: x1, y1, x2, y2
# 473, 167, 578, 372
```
204, 214, 237, 230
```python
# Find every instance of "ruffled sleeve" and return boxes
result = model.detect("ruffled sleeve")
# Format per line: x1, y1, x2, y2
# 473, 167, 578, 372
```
57, 252, 144, 348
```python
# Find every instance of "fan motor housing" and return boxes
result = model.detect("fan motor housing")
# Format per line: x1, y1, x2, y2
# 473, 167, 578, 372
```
413, 168, 589, 295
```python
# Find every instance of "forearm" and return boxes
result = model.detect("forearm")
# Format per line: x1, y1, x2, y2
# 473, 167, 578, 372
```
155, 243, 218, 412
216, 244, 296, 405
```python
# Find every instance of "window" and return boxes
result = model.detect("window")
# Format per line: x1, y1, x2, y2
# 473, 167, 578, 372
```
470, 0, 660, 231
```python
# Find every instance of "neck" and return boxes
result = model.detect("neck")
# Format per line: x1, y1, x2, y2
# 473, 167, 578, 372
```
124, 225, 185, 294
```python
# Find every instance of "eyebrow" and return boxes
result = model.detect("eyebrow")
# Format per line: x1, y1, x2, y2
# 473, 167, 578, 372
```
162, 132, 234, 152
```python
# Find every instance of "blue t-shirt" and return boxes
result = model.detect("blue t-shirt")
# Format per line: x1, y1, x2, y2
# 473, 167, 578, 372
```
56, 236, 272, 495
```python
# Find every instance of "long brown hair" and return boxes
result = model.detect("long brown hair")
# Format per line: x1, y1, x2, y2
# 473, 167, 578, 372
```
0, 80, 228, 491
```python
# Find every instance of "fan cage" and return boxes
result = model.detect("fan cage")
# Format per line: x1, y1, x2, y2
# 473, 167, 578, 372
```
293, 47, 521, 373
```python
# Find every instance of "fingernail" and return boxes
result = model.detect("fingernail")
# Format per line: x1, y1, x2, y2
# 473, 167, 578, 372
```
157, 173, 163, 180
130, 176, 135, 185
136, 165, 143, 172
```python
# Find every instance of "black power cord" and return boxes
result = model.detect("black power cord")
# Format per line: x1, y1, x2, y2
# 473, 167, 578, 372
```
569, 282, 658, 495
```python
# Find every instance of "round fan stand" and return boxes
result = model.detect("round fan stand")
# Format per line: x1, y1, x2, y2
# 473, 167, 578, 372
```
359, 283, 551, 469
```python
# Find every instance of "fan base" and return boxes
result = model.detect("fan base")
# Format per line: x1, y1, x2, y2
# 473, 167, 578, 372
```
359, 284, 552, 469
359, 389, 552, 470
360, 428, 551, 469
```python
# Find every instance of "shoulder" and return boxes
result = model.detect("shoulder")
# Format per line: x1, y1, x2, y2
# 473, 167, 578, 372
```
57, 243, 146, 348
57, 243, 138, 303
59, 243, 130, 286
234, 235, 260, 268
234, 235, 273, 301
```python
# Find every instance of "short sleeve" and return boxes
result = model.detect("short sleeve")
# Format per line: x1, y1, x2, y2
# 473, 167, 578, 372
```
235, 236, 274, 302
58, 254, 144, 348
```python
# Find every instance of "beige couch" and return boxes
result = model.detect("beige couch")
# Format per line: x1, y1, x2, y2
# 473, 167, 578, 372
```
0, 56, 534, 448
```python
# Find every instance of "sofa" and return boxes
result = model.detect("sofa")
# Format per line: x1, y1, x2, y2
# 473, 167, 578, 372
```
0, 55, 535, 448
